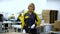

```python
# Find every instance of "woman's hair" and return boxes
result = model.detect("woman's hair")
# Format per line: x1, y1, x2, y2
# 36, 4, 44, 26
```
28, 3, 35, 10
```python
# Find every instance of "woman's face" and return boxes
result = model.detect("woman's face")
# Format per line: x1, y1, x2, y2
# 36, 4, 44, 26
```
29, 5, 34, 12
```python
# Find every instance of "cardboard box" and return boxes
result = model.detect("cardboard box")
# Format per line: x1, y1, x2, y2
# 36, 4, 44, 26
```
44, 20, 50, 23
43, 16, 50, 18
42, 14, 50, 17
42, 10, 50, 17
43, 18, 50, 21
54, 21, 60, 31
42, 10, 50, 14
43, 15, 50, 23
42, 10, 50, 23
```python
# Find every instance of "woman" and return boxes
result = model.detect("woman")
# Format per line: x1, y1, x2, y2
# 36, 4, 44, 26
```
19, 3, 41, 34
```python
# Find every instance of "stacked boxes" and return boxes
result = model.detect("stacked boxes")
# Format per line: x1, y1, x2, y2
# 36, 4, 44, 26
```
42, 10, 58, 24
50, 10, 58, 23
42, 10, 50, 23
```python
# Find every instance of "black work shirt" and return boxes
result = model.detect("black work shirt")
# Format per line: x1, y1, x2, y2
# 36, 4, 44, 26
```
24, 12, 37, 28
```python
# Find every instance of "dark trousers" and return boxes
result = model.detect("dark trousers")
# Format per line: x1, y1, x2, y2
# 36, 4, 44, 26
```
24, 28, 37, 34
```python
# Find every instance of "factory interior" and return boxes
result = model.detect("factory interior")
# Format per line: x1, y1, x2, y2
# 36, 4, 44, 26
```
0, 0, 60, 34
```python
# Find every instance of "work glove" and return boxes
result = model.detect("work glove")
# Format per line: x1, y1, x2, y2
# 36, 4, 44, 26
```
23, 29, 26, 34
31, 24, 35, 29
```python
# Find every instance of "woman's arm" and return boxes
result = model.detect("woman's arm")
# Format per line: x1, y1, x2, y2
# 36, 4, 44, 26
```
35, 13, 41, 27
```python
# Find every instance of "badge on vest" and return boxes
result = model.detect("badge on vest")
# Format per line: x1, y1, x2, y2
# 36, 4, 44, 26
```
25, 16, 29, 19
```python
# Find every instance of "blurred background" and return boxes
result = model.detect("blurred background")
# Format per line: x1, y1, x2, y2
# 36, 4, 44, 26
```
0, 0, 60, 34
